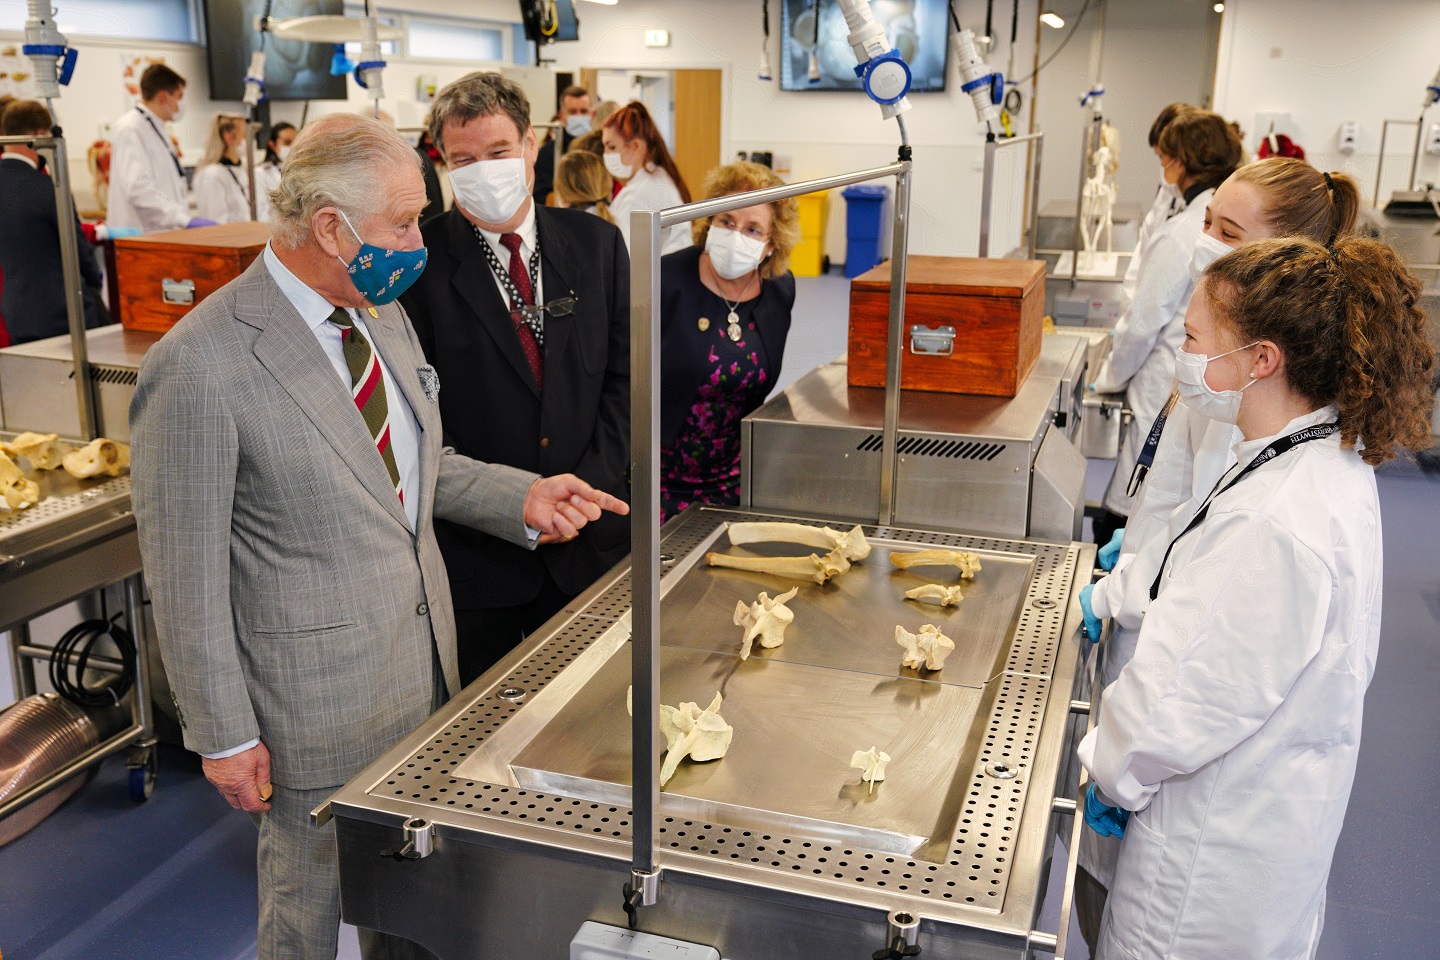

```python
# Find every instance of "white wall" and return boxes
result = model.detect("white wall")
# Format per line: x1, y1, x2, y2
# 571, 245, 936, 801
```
542, 0, 1041, 260
1211, 0, 1440, 203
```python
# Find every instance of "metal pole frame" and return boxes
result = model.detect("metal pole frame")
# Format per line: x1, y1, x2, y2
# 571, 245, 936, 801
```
977, 131, 1044, 259
628, 158, 912, 918
0, 132, 97, 439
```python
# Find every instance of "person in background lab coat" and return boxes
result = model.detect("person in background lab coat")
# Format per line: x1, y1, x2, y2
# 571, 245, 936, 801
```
1079, 235, 1435, 960
1072, 157, 1364, 951
602, 101, 692, 255
192, 114, 251, 224
254, 121, 295, 222
1089, 111, 1243, 546
1118, 103, 1196, 307
108, 63, 213, 233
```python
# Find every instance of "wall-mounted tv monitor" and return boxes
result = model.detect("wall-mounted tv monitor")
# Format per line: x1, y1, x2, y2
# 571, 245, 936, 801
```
519, 0, 579, 45
205, 0, 348, 102
779, 0, 950, 94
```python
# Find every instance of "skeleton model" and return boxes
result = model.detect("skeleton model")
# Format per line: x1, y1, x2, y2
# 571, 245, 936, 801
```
1079, 123, 1120, 264
896, 624, 956, 672
850, 746, 891, 794
733, 587, 799, 660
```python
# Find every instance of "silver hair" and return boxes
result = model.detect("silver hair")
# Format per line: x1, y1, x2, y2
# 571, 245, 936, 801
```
269, 113, 421, 247
427, 71, 532, 158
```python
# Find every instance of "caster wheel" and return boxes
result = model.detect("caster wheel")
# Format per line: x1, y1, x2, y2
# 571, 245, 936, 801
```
822, 255, 832, 274
128, 751, 157, 802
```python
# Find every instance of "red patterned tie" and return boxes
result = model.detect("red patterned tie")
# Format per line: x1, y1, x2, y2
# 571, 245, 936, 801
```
499, 232, 543, 390
328, 308, 403, 504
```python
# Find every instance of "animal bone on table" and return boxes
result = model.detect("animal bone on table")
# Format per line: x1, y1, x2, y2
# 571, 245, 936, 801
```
725, 521, 872, 562
890, 549, 982, 579
850, 745, 891, 794
904, 583, 966, 607
1, 432, 68, 470
733, 586, 799, 660
0, 452, 40, 510
706, 545, 852, 584
659, 692, 734, 787
61, 438, 130, 479
896, 624, 957, 672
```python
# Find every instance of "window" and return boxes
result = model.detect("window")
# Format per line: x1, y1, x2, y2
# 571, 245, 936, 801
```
0, 0, 200, 43
407, 18, 505, 62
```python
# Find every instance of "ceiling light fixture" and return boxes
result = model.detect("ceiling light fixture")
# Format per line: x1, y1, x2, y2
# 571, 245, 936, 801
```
1039, 12, 1065, 28
1213, 3, 1224, 12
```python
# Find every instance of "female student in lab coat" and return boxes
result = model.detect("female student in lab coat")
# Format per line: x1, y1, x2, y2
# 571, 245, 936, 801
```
253, 121, 295, 222
601, 101, 692, 254
1079, 234, 1435, 960
1089, 111, 1243, 546
191, 114, 251, 224
1118, 102, 1196, 307
1072, 157, 1363, 949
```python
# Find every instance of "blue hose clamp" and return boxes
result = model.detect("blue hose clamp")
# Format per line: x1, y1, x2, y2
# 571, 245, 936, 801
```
21, 43, 77, 85
353, 60, 387, 89
853, 49, 912, 106
961, 70, 1004, 106
1428, 84, 1440, 107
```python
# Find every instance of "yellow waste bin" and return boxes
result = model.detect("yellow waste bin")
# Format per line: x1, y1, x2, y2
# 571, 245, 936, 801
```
790, 191, 831, 277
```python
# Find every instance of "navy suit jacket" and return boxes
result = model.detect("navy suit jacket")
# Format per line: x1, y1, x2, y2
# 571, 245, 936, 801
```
0, 156, 107, 344
400, 205, 631, 607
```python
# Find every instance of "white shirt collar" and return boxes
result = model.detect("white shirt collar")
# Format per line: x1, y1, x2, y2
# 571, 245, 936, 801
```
473, 199, 537, 252
1, 153, 37, 169
262, 243, 352, 333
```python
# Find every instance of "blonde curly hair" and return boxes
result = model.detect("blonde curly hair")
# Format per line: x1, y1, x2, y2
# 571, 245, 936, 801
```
690, 160, 800, 280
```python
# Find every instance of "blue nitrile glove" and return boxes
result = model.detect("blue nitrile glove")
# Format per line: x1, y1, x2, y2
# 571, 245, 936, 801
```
106, 225, 142, 239
1098, 527, 1125, 571
187, 217, 219, 228
1084, 782, 1129, 838
1080, 584, 1102, 643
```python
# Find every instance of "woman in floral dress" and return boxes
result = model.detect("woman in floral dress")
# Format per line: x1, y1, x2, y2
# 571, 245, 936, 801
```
658, 161, 800, 521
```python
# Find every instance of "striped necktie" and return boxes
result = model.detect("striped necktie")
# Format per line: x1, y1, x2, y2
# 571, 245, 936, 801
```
328, 307, 403, 502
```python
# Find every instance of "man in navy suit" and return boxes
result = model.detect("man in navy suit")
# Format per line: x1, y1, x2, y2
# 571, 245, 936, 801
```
399, 72, 630, 685
0, 100, 109, 344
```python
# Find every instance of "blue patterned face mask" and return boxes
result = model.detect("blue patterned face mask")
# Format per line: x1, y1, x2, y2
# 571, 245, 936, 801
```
336, 209, 427, 306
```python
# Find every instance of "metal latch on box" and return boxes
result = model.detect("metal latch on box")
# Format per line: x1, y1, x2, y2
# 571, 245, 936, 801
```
161, 278, 196, 305
909, 324, 956, 356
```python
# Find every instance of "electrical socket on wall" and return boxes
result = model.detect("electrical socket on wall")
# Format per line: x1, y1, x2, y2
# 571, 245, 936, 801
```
1425, 123, 1440, 157
1338, 121, 1360, 154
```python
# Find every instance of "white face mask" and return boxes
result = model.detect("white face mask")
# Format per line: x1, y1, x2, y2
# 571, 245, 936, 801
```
1173, 341, 1260, 423
604, 151, 634, 181
170, 98, 186, 123
449, 156, 530, 225
706, 225, 769, 281
1189, 231, 1233, 283
565, 114, 592, 138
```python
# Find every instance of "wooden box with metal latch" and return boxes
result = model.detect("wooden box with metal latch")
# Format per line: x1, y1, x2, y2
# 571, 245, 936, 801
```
113, 222, 270, 333
847, 255, 1045, 397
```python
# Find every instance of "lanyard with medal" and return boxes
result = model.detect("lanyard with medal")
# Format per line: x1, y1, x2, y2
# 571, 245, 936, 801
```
1147, 421, 1339, 601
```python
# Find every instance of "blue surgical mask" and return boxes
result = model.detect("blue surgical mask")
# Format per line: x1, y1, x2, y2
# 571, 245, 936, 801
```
336, 209, 427, 305
564, 114, 591, 138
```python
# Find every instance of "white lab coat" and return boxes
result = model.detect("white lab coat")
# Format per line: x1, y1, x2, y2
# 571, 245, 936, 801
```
1078, 401, 1240, 885
192, 162, 251, 224
1092, 189, 1213, 516
255, 160, 282, 222
1079, 405, 1381, 960
107, 105, 191, 233
1119, 184, 1186, 306
610, 163, 690, 255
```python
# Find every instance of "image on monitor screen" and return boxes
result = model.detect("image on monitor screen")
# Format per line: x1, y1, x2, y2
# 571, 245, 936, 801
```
779, 0, 950, 94
205, 0, 348, 102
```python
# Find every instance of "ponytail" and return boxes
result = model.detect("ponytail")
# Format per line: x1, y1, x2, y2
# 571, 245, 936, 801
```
1203, 236, 1435, 466
603, 101, 692, 203
1231, 157, 1359, 244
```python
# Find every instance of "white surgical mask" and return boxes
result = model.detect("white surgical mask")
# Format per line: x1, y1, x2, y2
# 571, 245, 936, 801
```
171, 99, 186, 123
1189, 231, 1233, 283
1173, 341, 1260, 423
705, 225, 768, 281
449, 156, 530, 225
565, 114, 591, 138
276, 145, 290, 163
603, 151, 634, 181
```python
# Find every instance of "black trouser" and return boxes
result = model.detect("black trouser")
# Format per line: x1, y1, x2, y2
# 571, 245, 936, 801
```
1075, 866, 1108, 954
1092, 508, 1127, 549
452, 574, 573, 686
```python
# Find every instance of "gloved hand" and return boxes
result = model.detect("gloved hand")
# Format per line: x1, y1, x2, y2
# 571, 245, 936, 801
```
97, 224, 142, 241
1079, 584, 1102, 643
1084, 782, 1129, 838
187, 217, 219, 228
1098, 527, 1125, 571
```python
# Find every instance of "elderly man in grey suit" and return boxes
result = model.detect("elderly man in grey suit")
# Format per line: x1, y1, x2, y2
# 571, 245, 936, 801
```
129, 112, 628, 960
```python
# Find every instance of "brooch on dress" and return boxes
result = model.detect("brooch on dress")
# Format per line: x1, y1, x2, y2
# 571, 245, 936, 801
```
417, 364, 440, 402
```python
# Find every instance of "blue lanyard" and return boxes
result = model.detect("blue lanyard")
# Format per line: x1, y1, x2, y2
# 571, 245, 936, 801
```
1147, 421, 1339, 601
1127, 389, 1179, 497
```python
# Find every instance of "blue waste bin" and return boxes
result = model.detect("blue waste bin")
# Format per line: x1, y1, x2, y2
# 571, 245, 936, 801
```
842, 184, 888, 278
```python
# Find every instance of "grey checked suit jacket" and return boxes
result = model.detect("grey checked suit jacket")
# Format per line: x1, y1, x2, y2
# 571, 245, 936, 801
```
131, 256, 538, 790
